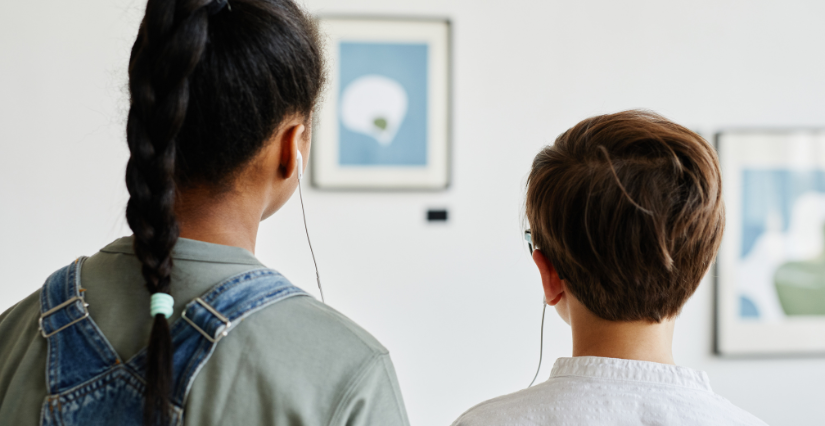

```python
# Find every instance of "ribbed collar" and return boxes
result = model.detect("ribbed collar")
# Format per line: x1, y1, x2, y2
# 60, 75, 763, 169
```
100, 236, 264, 266
550, 356, 713, 392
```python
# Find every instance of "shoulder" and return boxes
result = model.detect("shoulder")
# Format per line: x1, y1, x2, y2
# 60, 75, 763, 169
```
186, 292, 403, 425
241, 294, 389, 357
0, 288, 41, 328
0, 289, 48, 422
0, 290, 43, 362
451, 385, 552, 426
200, 291, 392, 391
702, 393, 770, 426
0, 289, 43, 356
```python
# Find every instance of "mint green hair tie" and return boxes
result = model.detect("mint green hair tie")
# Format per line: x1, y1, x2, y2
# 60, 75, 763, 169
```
150, 293, 174, 319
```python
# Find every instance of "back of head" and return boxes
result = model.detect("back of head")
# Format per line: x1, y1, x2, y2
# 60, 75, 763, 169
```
123, 0, 324, 424
526, 110, 724, 323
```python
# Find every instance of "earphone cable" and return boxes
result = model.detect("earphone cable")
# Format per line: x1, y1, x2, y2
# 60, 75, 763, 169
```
297, 181, 324, 303
528, 302, 547, 387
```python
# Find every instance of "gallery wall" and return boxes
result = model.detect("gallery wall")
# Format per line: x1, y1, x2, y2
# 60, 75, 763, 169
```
2, 0, 825, 425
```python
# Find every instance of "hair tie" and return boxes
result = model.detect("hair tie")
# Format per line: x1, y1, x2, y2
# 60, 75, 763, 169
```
207, 0, 231, 15
150, 293, 174, 319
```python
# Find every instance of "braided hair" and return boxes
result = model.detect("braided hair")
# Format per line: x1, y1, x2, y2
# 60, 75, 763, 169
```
124, 0, 324, 424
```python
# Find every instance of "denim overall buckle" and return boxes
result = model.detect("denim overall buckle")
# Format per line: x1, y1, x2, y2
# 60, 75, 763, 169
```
181, 297, 233, 343
39, 295, 89, 338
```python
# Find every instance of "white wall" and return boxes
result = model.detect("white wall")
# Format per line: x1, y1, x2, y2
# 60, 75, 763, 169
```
2, 0, 825, 425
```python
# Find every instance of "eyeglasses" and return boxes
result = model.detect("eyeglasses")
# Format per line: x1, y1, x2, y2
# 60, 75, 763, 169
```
524, 229, 567, 281
524, 230, 534, 255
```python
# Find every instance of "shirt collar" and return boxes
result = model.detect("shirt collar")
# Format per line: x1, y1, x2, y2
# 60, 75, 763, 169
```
100, 236, 264, 266
550, 356, 713, 392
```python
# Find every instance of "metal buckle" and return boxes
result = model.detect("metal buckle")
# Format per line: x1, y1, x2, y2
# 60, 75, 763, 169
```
39, 296, 89, 338
181, 298, 232, 343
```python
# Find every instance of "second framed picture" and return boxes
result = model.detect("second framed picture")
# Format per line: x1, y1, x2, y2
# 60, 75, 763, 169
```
312, 17, 451, 190
716, 130, 825, 356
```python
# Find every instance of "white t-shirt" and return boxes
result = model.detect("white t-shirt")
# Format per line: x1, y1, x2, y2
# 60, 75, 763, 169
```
452, 356, 767, 426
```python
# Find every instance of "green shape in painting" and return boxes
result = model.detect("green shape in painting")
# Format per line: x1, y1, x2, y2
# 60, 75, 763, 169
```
373, 117, 388, 131
774, 228, 825, 316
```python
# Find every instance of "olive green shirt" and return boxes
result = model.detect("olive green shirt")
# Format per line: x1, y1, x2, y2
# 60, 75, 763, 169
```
0, 237, 410, 426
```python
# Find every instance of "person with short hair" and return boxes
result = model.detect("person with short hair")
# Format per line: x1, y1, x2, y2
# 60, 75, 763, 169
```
452, 110, 767, 426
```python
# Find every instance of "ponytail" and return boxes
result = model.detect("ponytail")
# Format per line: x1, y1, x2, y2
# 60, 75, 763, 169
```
125, 0, 215, 424
125, 0, 323, 421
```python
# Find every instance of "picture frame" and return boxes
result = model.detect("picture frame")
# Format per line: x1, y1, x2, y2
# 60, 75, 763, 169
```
311, 16, 451, 190
715, 130, 825, 356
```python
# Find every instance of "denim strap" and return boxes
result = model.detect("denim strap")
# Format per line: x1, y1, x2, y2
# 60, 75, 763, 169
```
39, 260, 88, 338
39, 260, 308, 410
40, 257, 120, 393
127, 268, 309, 407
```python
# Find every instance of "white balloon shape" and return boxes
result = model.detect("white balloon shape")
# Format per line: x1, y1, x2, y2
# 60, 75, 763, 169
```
340, 75, 408, 146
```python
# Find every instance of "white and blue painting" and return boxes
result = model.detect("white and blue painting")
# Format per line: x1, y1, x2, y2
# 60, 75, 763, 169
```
338, 42, 429, 166
739, 170, 825, 320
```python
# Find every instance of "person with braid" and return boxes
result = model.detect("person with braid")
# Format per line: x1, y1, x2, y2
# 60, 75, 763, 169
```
0, 1, 410, 425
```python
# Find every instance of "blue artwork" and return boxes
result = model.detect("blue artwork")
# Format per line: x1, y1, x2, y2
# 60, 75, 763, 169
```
739, 169, 825, 319
338, 42, 429, 166
741, 170, 825, 258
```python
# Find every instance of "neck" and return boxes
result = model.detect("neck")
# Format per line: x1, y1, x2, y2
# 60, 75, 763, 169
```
174, 185, 261, 254
568, 298, 675, 365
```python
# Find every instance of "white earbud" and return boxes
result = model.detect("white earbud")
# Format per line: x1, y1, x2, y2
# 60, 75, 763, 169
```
296, 150, 304, 181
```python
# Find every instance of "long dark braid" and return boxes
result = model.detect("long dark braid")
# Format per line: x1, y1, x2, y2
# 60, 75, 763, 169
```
126, 0, 213, 424
125, 0, 324, 424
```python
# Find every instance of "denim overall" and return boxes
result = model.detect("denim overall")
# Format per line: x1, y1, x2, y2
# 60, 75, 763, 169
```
38, 257, 308, 426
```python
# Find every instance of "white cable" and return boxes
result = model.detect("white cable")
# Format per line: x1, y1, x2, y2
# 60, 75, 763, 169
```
528, 302, 547, 387
297, 181, 324, 303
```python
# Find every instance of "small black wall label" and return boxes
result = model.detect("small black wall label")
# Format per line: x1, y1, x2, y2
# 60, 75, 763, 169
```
427, 209, 448, 222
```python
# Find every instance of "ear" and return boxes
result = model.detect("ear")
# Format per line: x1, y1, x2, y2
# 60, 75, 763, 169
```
278, 123, 307, 179
532, 249, 565, 306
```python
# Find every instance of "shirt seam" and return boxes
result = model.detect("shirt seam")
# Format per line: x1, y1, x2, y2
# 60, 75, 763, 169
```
327, 352, 383, 426
380, 355, 408, 424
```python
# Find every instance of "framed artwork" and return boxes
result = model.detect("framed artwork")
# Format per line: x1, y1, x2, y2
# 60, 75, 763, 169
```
312, 16, 451, 190
716, 130, 825, 356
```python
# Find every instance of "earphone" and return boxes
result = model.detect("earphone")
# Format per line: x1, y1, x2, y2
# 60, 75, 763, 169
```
527, 297, 547, 388
297, 151, 304, 180
296, 150, 325, 303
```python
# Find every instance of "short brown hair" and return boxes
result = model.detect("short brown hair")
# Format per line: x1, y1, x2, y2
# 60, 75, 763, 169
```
526, 110, 724, 322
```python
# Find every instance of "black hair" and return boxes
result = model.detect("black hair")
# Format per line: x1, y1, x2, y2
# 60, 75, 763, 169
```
124, 0, 324, 424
